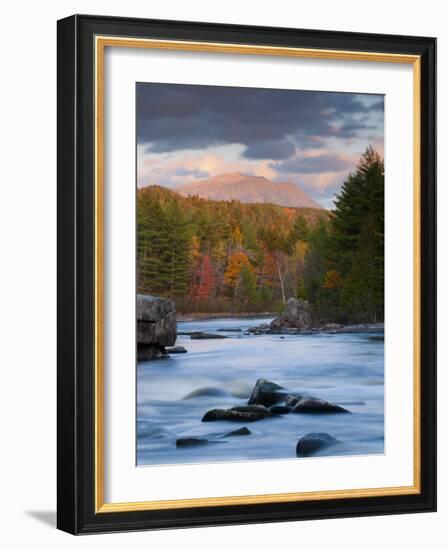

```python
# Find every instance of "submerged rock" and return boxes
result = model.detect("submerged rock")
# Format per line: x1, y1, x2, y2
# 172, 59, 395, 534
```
202, 405, 272, 422
292, 396, 350, 414
296, 433, 340, 457
247, 324, 271, 335
183, 387, 230, 400
137, 420, 171, 440
322, 323, 384, 334
270, 298, 313, 331
176, 437, 224, 448
190, 332, 227, 340
166, 345, 187, 354
248, 378, 286, 407
222, 427, 252, 437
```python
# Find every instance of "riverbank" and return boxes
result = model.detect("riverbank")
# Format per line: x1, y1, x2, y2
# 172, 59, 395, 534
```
176, 311, 277, 322
246, 322, 384, 336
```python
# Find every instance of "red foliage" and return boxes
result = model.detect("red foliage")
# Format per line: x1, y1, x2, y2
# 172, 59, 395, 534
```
195, 254, 215, 300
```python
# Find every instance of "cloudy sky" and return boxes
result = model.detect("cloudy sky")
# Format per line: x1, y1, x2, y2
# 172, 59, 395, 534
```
136, 83, 384, 208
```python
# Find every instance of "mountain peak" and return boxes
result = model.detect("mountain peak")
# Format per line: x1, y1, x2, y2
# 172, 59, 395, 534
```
177, 173, 323, 209
208, 172, 249, 182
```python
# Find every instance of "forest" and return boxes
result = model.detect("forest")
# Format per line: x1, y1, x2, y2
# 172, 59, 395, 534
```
137, 147, 384, 323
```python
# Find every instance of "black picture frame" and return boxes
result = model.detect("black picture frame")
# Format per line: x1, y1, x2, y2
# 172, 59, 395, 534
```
57, 14, 436, 535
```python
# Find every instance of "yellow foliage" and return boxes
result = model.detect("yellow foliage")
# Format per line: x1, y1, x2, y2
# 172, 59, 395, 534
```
189, 234, 202, 262
224, 251, 252, 287
294, 240, 309, 263
212, 240, 228, 263
232, 226, 243, 246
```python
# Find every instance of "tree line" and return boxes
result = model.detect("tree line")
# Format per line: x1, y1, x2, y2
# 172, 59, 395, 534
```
137, 147, 384, 322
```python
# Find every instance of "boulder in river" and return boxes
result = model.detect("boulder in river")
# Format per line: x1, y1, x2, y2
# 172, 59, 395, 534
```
222, 427, 251, 437
248, 378, 286, 407
137, 294, 176, 361
183, 387, 230, 400
296, 432, 340, 457
166, 345, 187, 354
292, 396, 350, 414
176, 437, 224, 448
202, 405, 272, 422
190, 332, 227, 340
270, 298, 313, 331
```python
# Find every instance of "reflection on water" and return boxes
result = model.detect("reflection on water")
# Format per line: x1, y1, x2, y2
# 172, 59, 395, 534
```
137, 317, 384, 466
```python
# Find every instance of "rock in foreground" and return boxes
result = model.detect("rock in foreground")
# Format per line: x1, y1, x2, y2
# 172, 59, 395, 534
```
137, 294, 176, 361
248, 378, 286, 407
222, 427, 252, 437
270, 298, 313, 331
176, 437, 224, 448
296, 433, 340, 457
202, 405, 272, 422
292, 396, 350, 414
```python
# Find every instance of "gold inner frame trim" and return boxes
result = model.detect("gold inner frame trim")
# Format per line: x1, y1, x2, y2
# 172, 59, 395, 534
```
94, 35, 421, 513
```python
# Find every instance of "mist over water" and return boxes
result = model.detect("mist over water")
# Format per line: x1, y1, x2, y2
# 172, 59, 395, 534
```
137, 317, 384, 466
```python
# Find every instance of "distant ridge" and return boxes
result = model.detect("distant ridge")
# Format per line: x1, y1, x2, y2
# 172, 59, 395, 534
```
176, 173, 323, 209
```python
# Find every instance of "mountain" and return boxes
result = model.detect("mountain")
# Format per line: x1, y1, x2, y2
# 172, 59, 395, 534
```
176, 173, 323, 209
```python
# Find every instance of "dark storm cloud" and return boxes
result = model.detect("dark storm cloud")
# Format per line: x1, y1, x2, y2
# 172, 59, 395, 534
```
272, 153, 354, 174
136, 83, 383, 159
244, 138, 296, 160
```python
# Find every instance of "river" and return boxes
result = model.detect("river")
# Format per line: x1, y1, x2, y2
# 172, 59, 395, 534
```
137, 316, 384, 466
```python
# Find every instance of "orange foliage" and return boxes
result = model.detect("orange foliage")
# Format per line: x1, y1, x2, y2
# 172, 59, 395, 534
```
323, 269, 343, 289
224, 251, 253, 288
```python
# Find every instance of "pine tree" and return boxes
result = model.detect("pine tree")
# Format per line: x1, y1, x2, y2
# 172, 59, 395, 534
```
328, 146, 384, 321
163, 199, 191, 297
238, 264, 257, 305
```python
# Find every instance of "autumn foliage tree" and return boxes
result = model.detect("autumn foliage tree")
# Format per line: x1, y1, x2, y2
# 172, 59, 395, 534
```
195, 254, 215, 301
224, 251, 253, 290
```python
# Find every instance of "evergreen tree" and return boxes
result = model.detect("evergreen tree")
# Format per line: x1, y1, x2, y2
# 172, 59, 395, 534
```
239, 265, 258, 304
329, 146, 384, 321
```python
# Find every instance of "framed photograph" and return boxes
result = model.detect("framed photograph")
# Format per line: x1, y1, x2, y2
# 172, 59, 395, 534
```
57, 14, 436, 534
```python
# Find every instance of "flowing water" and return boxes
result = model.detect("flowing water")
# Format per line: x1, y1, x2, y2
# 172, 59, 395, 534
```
137, 316, 384, 466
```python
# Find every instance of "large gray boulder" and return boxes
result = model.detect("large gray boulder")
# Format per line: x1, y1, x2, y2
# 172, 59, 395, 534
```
270, 298, 313, 331
137, 294, 176, 361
